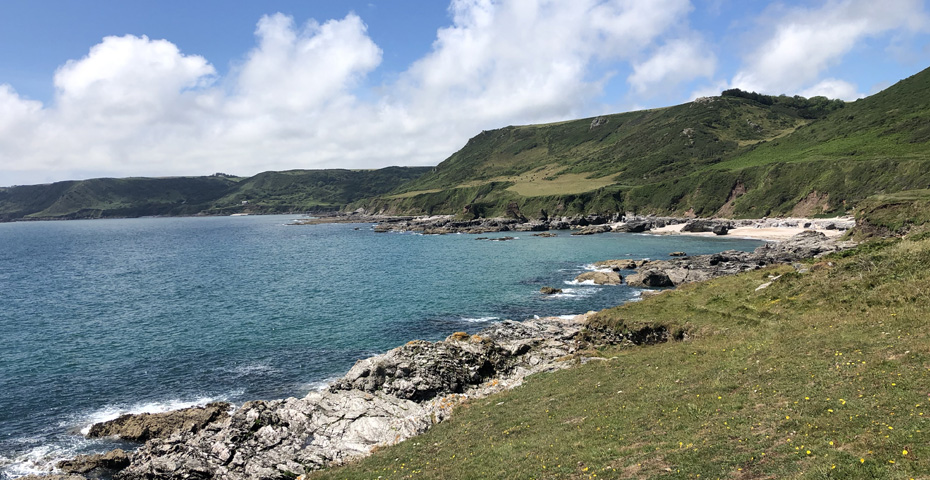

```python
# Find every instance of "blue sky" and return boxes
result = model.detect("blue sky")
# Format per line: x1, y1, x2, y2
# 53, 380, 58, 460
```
1, 0, 929, 186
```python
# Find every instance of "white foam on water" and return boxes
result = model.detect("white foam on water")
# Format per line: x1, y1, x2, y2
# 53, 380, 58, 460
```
564, 279, 597, 286
581, 263, 614, 273
547, 287, 597, 299
299, 377, 341, 394
1, 444, 62, 478
74, 395, 234, 436
628, 289, 657, 302
458, 316, 500, 323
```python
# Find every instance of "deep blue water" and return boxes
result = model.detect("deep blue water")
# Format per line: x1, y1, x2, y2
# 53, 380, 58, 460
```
0, 215, 763, 477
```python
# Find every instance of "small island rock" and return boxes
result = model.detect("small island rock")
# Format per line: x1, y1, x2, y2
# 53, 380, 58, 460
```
574, 271, 622, 285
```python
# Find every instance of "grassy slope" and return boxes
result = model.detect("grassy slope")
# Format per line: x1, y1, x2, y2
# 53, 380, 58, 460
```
312, 222, 930, 479
357, 67, 930, 218
0, 167, 431, 221
201, 167, 433, 215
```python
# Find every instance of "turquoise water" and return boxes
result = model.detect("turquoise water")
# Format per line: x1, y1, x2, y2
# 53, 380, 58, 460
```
0, 215, 763, 477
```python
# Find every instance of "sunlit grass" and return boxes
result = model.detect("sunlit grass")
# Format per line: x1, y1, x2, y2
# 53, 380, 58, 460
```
311, 234, 930, 479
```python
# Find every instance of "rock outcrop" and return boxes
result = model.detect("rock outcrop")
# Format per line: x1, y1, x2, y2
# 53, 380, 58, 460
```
623, 231, 855, 288
540, 286, 563, 295
86, 402, 231, 442
574, 271, 622, 285
107, 315, 589, 480
57, 449, 130, 476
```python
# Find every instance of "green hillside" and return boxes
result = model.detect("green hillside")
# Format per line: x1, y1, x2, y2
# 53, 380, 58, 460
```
0, 167, 430, 221
356, 66, 930, 218
311, 200, 930, 480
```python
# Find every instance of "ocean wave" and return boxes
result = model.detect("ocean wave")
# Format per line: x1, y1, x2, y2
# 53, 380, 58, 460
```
628, 289, 657, 302
298, 377, 341, 394
457, 316, 500, 323
546, 287, 597, 299
563, 279, 598, 286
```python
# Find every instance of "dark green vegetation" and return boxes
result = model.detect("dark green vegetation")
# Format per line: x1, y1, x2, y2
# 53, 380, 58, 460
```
311, 200, 930, 479
356, 66, 930, 218
0, 167, 430, 221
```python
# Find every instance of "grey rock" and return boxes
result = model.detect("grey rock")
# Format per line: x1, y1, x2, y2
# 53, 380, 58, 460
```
625, 269, 674, 287
574, 271, 622, 285
620, 231, 855, 288
87, 402, 230, 442
116, 315, 588, 480
614, 221, 650, 233
571, 225, 611, 235
58, 449, 130, 475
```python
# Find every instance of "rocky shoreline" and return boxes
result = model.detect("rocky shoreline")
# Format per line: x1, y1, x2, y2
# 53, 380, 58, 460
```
293, 212, 855, 239
26, 229, 857, 480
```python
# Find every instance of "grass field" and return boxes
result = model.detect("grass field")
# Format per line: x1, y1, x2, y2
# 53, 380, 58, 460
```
310, 225, 930, 479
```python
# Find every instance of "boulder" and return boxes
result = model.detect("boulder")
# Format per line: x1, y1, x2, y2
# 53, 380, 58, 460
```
329, 338, 508, 401
712, 225, 729, 235
625, 269, 674, 288
86, 402, 231, 442
592, 259, 647, 271
614, 221, 650, 233
571, 225, 612, 235
574, 271, 622, 285
540, 286, 563, 295
58, 449, 130, 475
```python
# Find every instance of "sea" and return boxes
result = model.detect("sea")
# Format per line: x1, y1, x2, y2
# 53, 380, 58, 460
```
0, 215, 764, 478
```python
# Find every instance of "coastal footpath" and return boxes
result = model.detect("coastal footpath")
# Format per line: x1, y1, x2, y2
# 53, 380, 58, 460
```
27, 230, 857, 480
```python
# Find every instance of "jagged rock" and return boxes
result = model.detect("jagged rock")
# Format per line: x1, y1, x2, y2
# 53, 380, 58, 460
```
86, 402, 230, 442
540, 286, 563, 295
116, 316, 587, 480
330, 337, 508, 401
592, 259, 648, 271
532, 232, 557, 237
669, 252, 687, 257
574, 271, 622, 285
614, 221, 651, 233
620, 231, 855, 288
625, 270, 674, 287
58, 449, 130, 475
571, 225, 612, 235
682, 219, 732, 233
118, 391, 441, 480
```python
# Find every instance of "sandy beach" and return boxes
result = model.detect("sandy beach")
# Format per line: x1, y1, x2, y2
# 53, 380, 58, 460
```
645, 217, 853, 241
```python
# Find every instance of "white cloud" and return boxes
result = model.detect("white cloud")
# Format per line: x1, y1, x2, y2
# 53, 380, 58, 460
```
730, 0, 929, 96
4, 0, 922, 186
628, 38, 716, 95
798, 78, 863, 100
1, 1, 703, 186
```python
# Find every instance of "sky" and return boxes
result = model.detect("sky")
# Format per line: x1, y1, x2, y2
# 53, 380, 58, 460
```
1, 0, 929, 187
